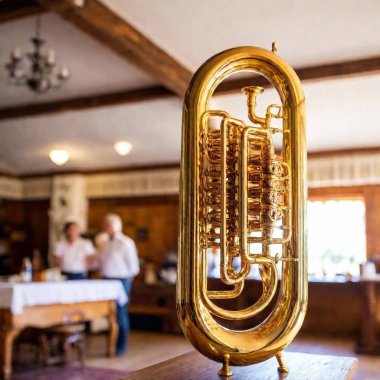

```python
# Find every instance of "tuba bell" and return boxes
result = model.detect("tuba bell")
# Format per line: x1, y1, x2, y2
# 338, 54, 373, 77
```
177, 44, 307, 377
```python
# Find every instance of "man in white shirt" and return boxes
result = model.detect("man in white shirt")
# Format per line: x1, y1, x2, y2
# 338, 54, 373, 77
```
100, 213, 140, 355
54, 222, 95, 280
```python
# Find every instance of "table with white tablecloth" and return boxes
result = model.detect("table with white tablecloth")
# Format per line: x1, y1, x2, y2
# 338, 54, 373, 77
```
0, 280, 128, 380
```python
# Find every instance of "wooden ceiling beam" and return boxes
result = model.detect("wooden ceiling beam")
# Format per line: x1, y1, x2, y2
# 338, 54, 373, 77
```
0, 0, 45, 23
0, 86, 174, 120
216, 56, 380, 94
10, 147, 380, 177
34, 0, 192, 96
1, 55, 380, 120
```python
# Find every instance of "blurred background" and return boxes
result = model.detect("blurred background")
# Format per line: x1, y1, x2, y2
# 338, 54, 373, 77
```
0, 1, 379, 379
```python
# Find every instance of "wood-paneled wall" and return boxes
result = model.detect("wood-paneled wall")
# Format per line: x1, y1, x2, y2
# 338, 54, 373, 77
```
23, 200, 50, 259
1, 183, 380, 269
88, 196, 179, 264
0, 199, 24, 226
88, 184, 380, 264
309, 184, 380, 258
208, 278, 367, 338
130, 279, 374, 338
0, 199, 50, 271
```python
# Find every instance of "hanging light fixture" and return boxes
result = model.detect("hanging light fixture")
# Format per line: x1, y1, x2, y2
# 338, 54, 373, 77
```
49, 149, 70, 166
114, 141, 133, 156
5, 16, 69, 94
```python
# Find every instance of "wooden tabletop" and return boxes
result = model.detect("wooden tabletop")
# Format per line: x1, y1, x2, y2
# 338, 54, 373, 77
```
121, 350, 358, 380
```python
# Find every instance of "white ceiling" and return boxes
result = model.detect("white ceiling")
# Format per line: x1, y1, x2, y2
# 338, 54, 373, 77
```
0, 97, 182, 174
1, 74, 379, 174
0, 1, 379, 174
0, 12, 155, 107
213, 75, 380, 152
103, 0, 380, 70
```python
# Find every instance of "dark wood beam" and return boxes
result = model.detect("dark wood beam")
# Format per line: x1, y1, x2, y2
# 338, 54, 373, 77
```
10, 147, 380, 177
216, 56, 380, 94
0, 0, 45, 23
35, 0, 192, 96
2, 56, 380, 120
0, 86, 174, 120
19, 162, 180, 178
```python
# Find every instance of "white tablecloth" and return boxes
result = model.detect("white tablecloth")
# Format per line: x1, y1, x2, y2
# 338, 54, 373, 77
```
0, 280, 128, 314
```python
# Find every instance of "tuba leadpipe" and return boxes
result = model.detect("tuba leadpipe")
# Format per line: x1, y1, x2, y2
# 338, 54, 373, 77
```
177, 44, 307, 377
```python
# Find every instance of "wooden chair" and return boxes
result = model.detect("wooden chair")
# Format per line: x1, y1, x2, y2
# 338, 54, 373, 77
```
39, 309, 86, 367
39, 324, 85, 366
14, 325, 85, 367
14, 309, 87, 367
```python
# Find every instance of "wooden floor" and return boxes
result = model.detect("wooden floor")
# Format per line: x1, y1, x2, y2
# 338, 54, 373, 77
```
85, 331, 379, 380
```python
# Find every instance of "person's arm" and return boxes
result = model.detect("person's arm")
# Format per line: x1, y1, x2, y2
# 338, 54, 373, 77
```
53, 242, 63, 268
85, 240, 99, 270
52, 255, 61, 267
90, 232, 109, 269
124, 239, 140, 278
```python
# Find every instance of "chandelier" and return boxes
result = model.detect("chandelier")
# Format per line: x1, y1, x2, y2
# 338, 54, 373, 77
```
5, 16, 69, 94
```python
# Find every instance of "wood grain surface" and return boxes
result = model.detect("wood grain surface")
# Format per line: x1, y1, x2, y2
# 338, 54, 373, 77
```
122, 350, 358, 380
35, 0, 192, 96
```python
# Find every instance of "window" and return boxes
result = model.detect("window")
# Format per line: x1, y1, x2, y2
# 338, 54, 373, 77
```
307, 199, 366, 278
207, 198, 367, 280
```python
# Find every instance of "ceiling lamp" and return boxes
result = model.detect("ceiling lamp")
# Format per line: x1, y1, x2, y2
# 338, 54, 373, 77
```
49, 149, 70, 166
114, 141, 133, 156
5, 16, 69, 94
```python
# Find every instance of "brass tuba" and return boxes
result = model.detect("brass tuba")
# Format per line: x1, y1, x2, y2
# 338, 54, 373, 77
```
177, 44, 307, 377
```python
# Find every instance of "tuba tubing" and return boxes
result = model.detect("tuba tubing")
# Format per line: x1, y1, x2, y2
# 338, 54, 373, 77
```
177, 46, 307, 371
